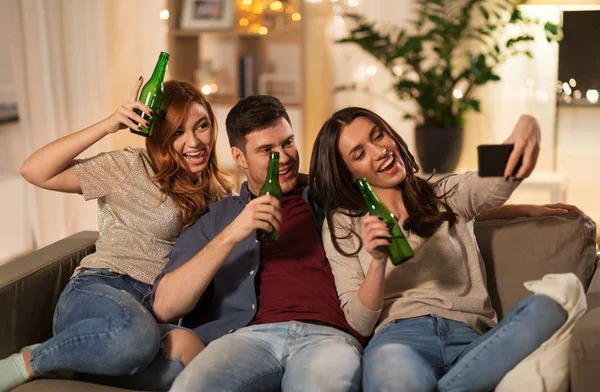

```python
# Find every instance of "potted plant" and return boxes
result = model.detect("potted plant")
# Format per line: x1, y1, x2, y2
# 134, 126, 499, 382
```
338, 0, 561, 172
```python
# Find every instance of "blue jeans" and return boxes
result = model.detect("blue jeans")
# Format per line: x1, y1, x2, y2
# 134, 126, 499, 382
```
171, 321, 363, 392
363, 294, 567, 392
28, 268, 185, 391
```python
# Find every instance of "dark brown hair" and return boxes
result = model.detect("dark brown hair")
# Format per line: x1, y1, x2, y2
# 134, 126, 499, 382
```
146, 80, 232, 229
308, 107, 457, 257
225, 95, 291, 151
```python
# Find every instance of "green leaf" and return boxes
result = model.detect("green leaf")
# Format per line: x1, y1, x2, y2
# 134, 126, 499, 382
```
479, 6, 490, 20
506, 35, 535, 47
467, 99, 481, 112
510, 8, 522, 23
395, 80, 419, 91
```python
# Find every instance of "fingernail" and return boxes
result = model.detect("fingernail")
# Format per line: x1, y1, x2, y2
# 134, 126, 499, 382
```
505, 176, 510, 181
378, 217, 384, 221
145, 121, 149, 126
387, 239, 392, 243
138, 76, 142, 81
138, 125, 142, 130
150, 110, 155, 116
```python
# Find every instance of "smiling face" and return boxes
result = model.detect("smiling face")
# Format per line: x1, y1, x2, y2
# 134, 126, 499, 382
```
337, 116, 406, 191
232, 117, 300, 196
171, 102, 214, 180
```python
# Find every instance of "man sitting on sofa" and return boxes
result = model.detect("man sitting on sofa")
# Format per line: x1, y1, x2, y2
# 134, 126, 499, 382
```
152, 95, 365, 392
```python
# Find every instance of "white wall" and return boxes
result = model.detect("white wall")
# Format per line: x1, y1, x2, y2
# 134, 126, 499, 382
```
556, 107, 600, 224
330, 0, 417, 154
106, 0, 168, 151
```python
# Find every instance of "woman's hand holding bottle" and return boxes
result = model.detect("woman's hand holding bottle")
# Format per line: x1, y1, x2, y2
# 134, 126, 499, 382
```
361, 216, 391, 265
103, 78, 154, 134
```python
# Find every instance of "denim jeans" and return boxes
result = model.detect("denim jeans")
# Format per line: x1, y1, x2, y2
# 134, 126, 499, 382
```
28, 268, 185, 391
363, 294, 567, 392
171, 320, 363, 392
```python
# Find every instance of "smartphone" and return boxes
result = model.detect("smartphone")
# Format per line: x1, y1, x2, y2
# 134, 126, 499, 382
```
477, 144, 523, 177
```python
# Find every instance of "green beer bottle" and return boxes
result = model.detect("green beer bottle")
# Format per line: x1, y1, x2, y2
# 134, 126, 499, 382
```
256, 152, 283, 242
356, 178, 413, 265
131, 51, 170, 137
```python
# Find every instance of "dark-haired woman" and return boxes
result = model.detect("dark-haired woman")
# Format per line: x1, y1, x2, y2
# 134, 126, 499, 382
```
0, 79, 231, 391
309, 107, 567, 392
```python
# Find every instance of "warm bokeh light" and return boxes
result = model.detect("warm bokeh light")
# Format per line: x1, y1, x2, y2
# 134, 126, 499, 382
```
242, 0, 253, 5
239, 18, 249, 26
569, 78, 577, 87
159, 9, 170, 20
270, 1, 283, 11
292, 12, 302, 21
201, 85, 212, 95
453, 89, 463, 99
586, 89, 599, 104
258, 26, 268, 35
253, 3, 264, 13
249, 23, 260, 33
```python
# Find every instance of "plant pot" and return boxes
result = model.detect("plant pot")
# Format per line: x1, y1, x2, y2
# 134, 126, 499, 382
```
415, 125, 463, 173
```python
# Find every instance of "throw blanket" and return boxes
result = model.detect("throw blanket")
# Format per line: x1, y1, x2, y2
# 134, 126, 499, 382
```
496, 273, 587, 392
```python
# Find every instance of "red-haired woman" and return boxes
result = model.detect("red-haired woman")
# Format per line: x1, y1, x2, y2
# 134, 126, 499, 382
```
0, 79, 231, 391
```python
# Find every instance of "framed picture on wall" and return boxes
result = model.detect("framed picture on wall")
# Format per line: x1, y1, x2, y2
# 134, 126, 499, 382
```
180, 0, 234, 30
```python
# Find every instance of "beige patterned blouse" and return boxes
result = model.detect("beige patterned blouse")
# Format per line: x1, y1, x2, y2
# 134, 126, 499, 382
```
72, 147, 181, 285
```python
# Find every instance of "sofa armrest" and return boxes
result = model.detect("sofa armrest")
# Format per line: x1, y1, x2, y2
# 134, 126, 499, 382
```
0, 231, 98, 357
570, 253, 600, 392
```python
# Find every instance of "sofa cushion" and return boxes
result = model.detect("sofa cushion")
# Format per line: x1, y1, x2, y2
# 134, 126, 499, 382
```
14, 379, 133, 392
474, 211, 597, 319
0, 231, 98, 358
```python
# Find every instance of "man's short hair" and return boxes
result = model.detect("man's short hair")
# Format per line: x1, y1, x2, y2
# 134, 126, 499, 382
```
225, 95, 292, 151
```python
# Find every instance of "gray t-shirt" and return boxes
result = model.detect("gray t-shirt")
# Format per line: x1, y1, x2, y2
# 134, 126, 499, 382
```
72, 147, 181, 284
323, 171, 520, 336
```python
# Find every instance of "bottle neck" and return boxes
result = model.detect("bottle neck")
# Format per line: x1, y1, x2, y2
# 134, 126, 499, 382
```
150, 54, 169, 82
357, 179, 375, 212
266, 153, 280, 185
360, 179, 394, 217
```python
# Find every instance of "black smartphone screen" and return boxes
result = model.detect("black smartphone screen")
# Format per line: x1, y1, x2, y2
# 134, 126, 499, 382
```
477, 144, 523, 177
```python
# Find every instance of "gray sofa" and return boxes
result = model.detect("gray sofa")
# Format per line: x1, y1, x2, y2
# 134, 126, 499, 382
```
1, 211, 598, 391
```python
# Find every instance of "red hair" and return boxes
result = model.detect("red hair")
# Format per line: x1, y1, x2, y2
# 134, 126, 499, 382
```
146, 80, 232, 229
